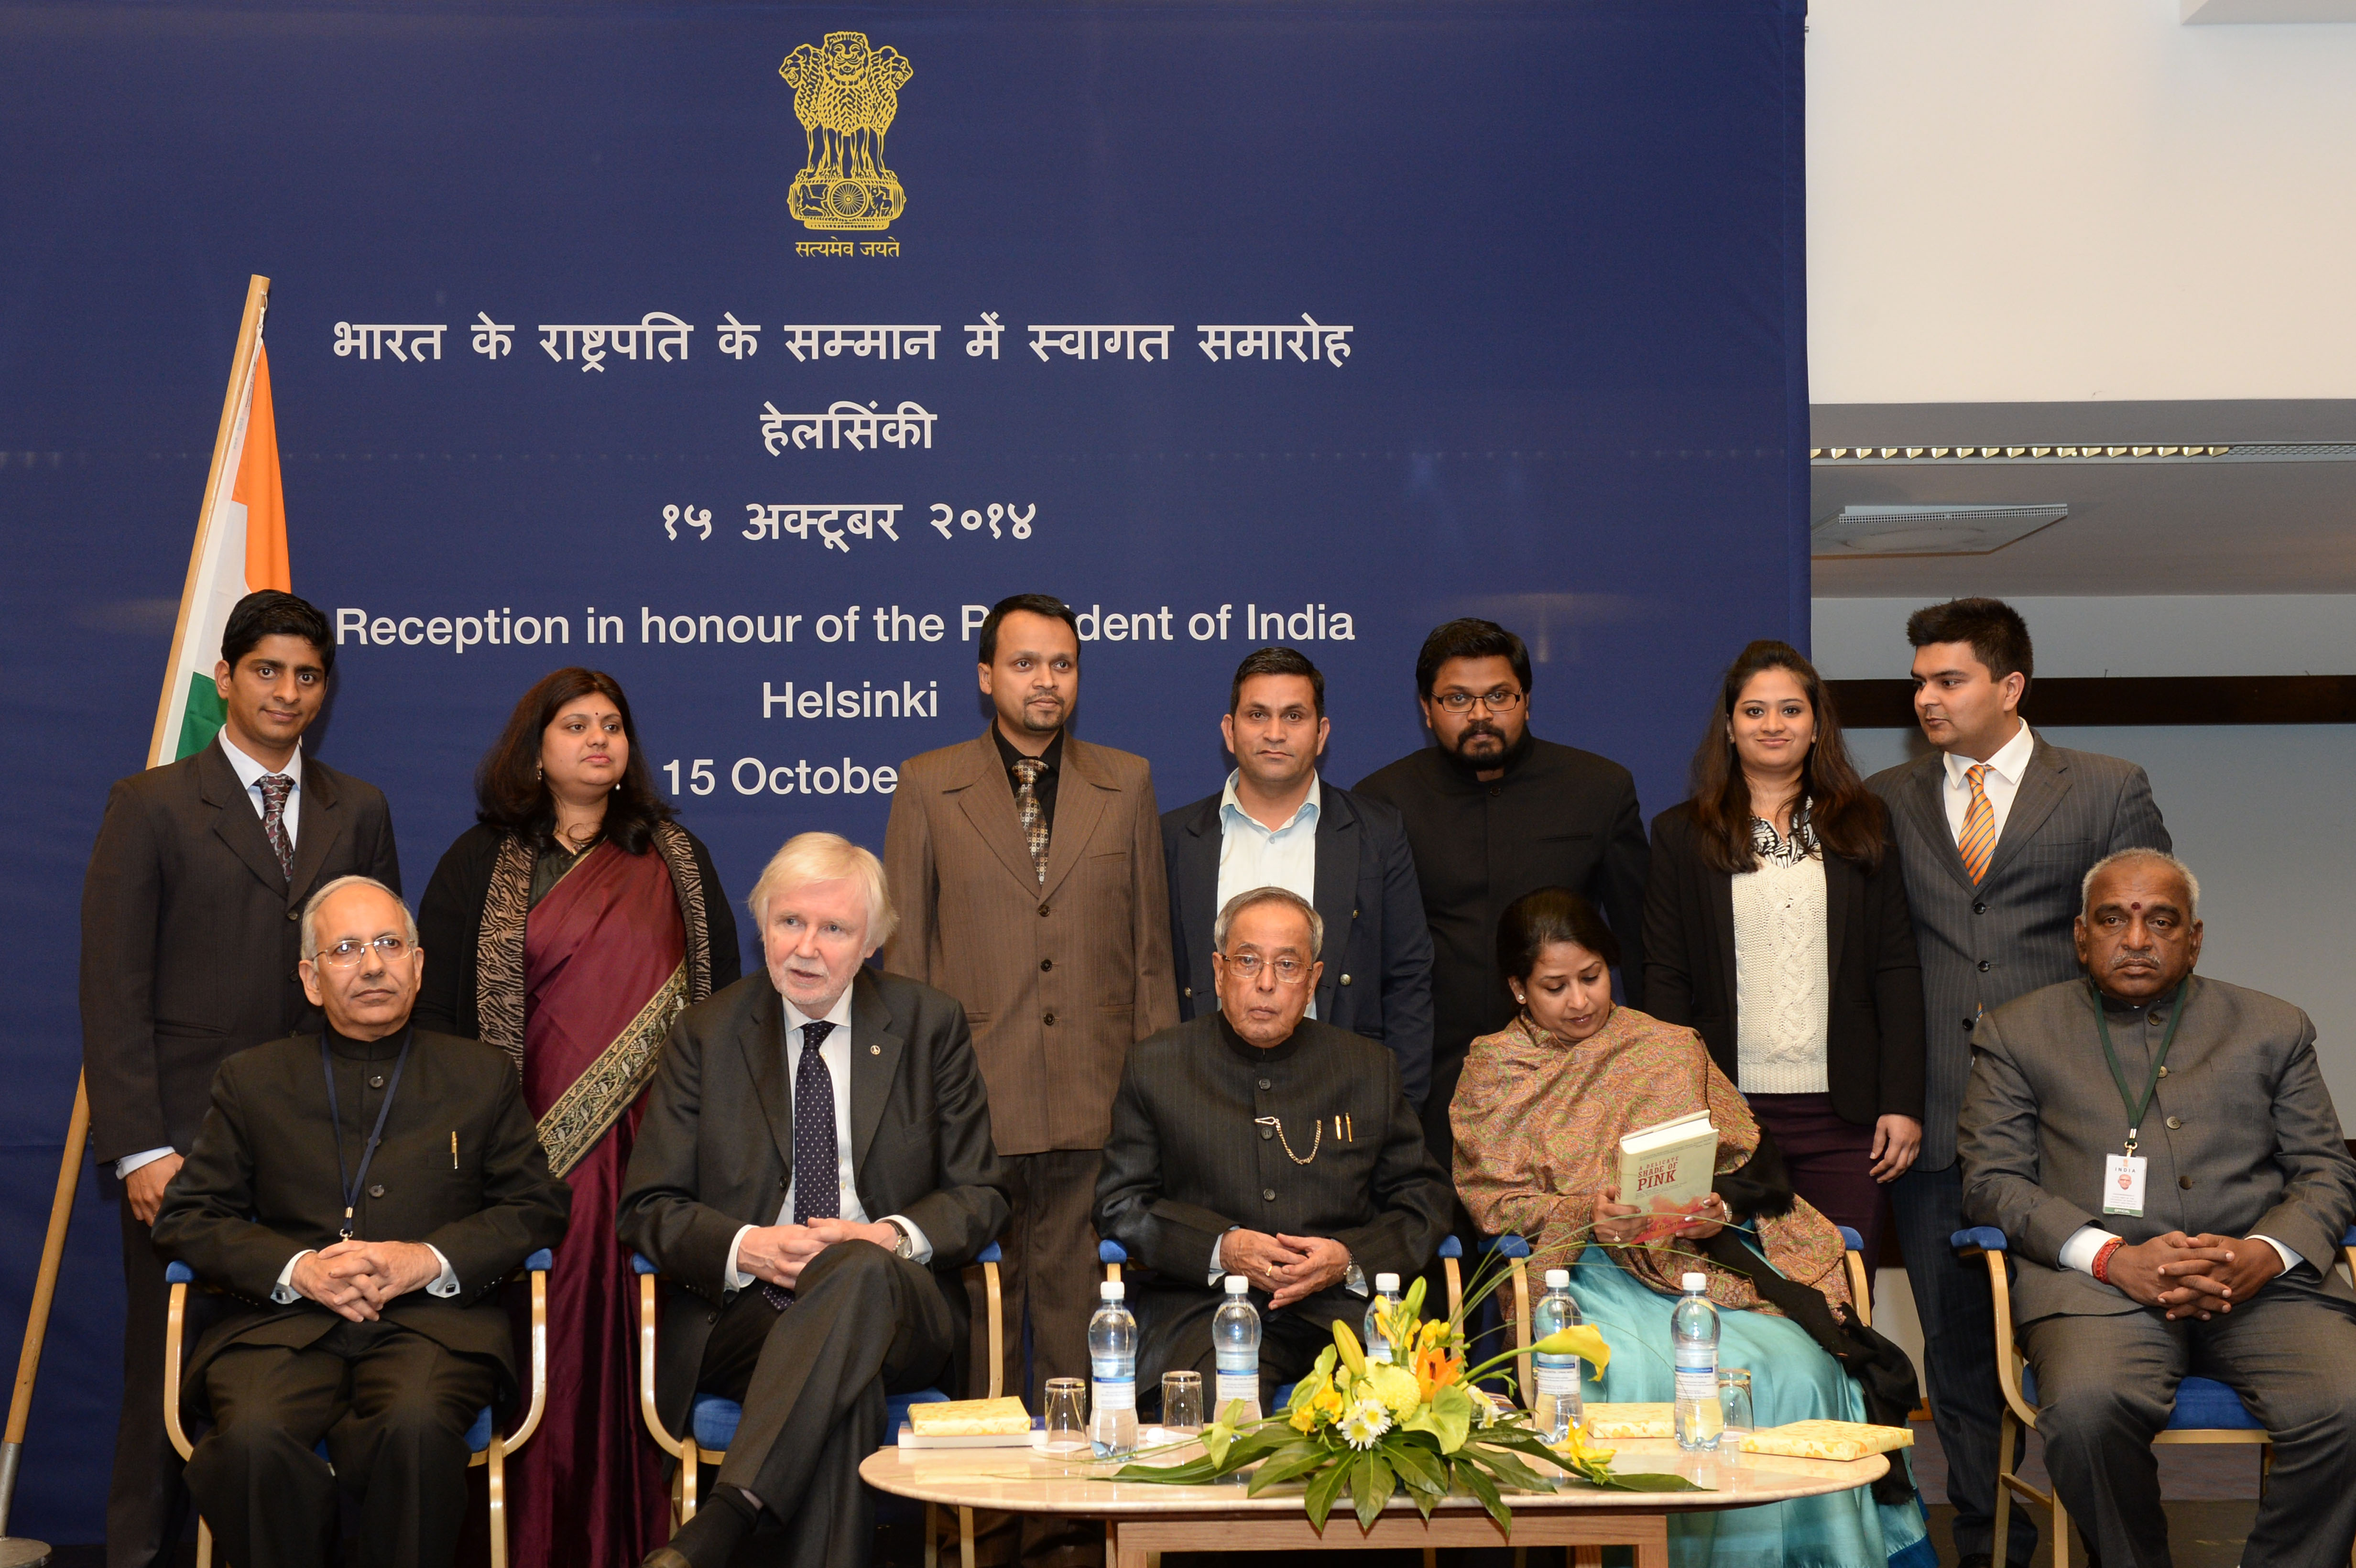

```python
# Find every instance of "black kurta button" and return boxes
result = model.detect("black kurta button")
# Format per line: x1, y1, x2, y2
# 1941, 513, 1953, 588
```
1262, 1188, 1276, 1201
368, 1184, 384, 1198
1340, 974, 1353, 986
1258, 1078, 1271, 1090
1973, 902, 1987, 915
1963, 1017, 1976, 1031
369, 1075, 385, 1089
1040, 958, 1053, 971
286, 909, 300, 921
2179, 1176, 2194, 1189
1977, 960, 1992, 972
1042, 1012, 1056, 1025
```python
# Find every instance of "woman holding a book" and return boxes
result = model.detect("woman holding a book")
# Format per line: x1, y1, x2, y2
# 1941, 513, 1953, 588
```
1638, 639, 1926, 1267
1451, 886, 1927, 1567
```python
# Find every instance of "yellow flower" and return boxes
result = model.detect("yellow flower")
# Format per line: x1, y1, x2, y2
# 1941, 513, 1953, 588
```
1313, 1385, 1347, 1423
1289, 1403, 1317, 1433
1331, 1319, 1368, 1376
1364, 1361, 1421, 1418
1413, 1345, 1462, 1404
1530, 1322, 1613, 1381
1417, 1318, 1450, 1353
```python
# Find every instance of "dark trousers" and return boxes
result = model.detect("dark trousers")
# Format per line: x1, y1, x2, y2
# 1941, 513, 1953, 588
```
185, 1318, 496, 1568
2019, 1276, 2356, 1568
699, 1241, 956, 1568
110, 1198, 194, 1568
1890, 1159, 2037, 1563
1138, 1284, 1363, 1414
1749, 1092, 1887, 1269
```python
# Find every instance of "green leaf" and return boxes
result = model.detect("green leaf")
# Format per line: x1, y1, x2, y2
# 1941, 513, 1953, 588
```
1304, 1456, 1352, 1530
1249, 1442, 1342, 1493
1463, 1443, 1556, 1496
1403, 1274, 1429, 1321
1581, 1471, 1713, 1493
1113, 1457, 1222, 1485
1453, 1454, 1511, 1536
1402, 1380, 1475, 1454
1353, 1451, 1394, 1531
1386, 1440, 1450, 1497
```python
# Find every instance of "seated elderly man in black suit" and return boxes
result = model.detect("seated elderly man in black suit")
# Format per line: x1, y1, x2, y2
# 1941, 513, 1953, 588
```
1961, 848, 2356, 1568
619, 831, 1009, 1568
1095, 885, 1452, 1411
152, 876, 571, 1568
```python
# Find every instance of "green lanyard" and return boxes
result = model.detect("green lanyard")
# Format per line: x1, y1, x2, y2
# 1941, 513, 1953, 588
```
2092, 982, 2186, 1156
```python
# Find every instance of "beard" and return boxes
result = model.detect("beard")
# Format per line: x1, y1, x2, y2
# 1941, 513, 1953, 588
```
1441, 721, 1534, 776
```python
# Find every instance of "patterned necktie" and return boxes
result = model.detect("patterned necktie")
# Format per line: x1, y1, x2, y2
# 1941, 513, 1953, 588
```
1012, 757, 1049, 885
257, 774, 295, 881
1956, 763, 1996, 885
765, 1019, 840, 1311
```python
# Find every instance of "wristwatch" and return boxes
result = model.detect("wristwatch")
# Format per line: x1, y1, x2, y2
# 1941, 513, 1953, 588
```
885, 1219, 916, 1260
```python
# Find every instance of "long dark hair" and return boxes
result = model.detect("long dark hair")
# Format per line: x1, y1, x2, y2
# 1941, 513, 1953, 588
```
1685, 640, 1884, 873
475, 667, 674, 855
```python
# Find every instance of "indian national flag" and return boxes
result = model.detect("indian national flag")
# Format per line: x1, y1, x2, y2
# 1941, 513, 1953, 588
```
149, 279, 290, 769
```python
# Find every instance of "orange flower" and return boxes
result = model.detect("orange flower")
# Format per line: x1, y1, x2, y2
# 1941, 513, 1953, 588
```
1414, 1346, 1462, 1403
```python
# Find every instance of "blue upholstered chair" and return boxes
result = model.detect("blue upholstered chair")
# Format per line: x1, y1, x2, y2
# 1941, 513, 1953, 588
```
163, 1248, 554, 1568
633, 1241, 1002, 1567
1952, 1225, 2356, 1568
1485, 1227, 1876, 1409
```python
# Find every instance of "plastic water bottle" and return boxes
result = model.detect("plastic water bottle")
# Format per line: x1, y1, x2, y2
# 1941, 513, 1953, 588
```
1089, 1280, 1138, 1458
1212, 1274, 1263, 1424
1363, 1273, 1402, 1364
1531, 1268, 1584, 1443
1671, 1271, 1723, 1451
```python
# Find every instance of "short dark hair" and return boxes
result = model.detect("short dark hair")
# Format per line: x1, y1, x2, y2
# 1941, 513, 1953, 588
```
978, 594, 1079, 664
1906, 597, 2034, 688
221, 590, 334, 677
1495, 886, 1621, 981
1415, 618, 1530, 699
475, 667, 675, 855
1229, 646, 1324, 717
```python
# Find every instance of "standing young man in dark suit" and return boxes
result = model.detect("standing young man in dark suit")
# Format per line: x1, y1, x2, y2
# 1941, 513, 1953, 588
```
80, 589, 402, 1568
1354, 619, 1649, 1192
1162, 647, 1433, 1107
1867, 597, 2170, 1568
621, 833, 1008, 1568
153, 876, 570, 1568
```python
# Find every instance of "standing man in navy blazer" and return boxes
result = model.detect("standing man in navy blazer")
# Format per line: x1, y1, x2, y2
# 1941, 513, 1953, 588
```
1162, 647, 1433, 1107
1868, 597, 2169, 1568
80, 590, 402, 1568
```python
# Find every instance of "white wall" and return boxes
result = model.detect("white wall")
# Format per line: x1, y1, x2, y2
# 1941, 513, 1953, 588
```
1807, 2, 2356, 403
1817, 596, 2356, 1111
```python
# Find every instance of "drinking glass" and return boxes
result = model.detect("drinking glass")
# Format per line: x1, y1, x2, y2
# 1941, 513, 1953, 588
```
1717, 1368, 1755, 1444
1161, 1371, 1205, 1435
1043, 1377, 1089, 1453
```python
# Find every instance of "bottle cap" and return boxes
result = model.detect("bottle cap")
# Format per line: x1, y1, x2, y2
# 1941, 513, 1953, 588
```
1681, 1272, 1708, 1293
1101, 1280, 1124, 1300
1224, 1274, 1250, 1294
1544, 1268, 1571, 1289
1375, 1273, 1400, 1294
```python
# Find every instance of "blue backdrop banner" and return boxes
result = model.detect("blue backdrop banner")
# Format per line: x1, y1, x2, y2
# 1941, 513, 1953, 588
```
0, 0, 1806, 1540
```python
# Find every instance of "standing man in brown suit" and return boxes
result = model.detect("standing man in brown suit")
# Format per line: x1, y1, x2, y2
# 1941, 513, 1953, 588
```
885, 593, 1175, 1558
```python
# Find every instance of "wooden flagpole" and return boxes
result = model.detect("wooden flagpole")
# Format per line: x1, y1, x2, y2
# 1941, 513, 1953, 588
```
0, 274, 273, 1565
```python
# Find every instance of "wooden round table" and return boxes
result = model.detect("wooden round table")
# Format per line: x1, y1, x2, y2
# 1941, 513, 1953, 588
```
862, 1435, 1891, 1567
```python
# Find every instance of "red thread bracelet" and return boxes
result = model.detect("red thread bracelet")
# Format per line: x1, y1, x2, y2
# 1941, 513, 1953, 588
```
2092, 1236, 2124, 1284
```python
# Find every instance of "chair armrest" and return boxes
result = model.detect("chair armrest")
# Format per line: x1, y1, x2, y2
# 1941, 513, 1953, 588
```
631, 1252, 660, 1275
1437, 1236, 1462, 1260
524, 1249, 553, 1273
165, 1262, 196, 1285
1951, 1226, 2009, 1260
635, 1257, 685, 1458
1482, 1234, 1532, 1260
1835, 1227, 1863, 1253
502, 1249, 552, 1453
1097, 1240, 1128, 1264
163, 1266, 196, 1461
975, 1241, 1002, 1264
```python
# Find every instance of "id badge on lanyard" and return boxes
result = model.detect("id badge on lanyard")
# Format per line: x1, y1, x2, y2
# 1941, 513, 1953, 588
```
2103, 1151, 2148, 1217
2094, 984, 2184, 1223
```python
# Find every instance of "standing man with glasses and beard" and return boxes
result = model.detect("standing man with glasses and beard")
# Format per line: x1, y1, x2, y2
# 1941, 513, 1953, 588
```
1355, 618, 1650, 1215
81, 589, 402, 1568
884, 593, 1176, 1568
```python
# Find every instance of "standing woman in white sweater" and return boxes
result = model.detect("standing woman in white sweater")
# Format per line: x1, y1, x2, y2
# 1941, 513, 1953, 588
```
1640, 640, 1926, 1271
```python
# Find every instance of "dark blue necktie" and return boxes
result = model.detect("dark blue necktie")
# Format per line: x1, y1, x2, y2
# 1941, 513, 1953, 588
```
764, 1019, 839, 1311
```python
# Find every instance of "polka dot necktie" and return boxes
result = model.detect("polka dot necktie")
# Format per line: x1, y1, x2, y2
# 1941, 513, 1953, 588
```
1012, 758, 1049, 884
764, 1019, 839, 1311
258, 774, 294, 881
1956, 764, 1996, 885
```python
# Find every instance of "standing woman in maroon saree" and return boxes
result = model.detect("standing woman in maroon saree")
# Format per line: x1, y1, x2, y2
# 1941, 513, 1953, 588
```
417, 668, 739, 1568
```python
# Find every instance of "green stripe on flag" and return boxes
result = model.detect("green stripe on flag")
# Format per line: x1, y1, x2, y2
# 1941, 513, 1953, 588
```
175, 672, 225, 761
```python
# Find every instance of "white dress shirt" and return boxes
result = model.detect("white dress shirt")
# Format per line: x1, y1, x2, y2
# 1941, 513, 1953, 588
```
117, 733, 309, 1182
725, 986, 932, 1288
2058, 1225, 2301, 1280
273, 1243, 458, 1302
1216, 771, 1322, 1020
1940, 720, 2035, 845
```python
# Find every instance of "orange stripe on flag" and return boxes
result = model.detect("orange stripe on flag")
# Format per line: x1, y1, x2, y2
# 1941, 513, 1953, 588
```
233, 343, 290, 593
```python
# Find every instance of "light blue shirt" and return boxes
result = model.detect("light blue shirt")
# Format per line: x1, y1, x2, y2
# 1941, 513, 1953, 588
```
1215, 772, 1322, 1022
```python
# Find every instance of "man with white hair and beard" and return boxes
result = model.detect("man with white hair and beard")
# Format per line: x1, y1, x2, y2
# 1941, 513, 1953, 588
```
1961, 848, 2356, 1568
621, 832, 1008, 1568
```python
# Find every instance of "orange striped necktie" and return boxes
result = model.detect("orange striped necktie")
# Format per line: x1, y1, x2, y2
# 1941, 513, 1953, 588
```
1957, 763, 1996, 884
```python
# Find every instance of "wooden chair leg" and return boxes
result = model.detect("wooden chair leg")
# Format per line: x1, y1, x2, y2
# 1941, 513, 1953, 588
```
196, 1519, 213, 1568
678, 1437, 699, 1522
1991, 1414, 2015, 1568
2053, 1494, 2071, 1568
486, 1438, 508, 1568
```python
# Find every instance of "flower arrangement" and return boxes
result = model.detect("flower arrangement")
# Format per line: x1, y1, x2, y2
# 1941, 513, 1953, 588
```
1114, 1274, 1702, 1534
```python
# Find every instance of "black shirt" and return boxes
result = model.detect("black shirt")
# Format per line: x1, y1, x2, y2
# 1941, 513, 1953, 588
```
991, 725, 1064, 829
1355, 737, 1650, 1071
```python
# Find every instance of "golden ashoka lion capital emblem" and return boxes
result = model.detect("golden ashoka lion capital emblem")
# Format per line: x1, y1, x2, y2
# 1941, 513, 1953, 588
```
780, 30, 913, 231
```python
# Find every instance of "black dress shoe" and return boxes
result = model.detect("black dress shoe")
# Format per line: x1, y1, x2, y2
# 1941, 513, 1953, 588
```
1954, 1555, 1992, 1568
640, 1550, 694, 1568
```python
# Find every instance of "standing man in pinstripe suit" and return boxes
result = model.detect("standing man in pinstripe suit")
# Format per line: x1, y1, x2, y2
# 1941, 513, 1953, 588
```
1868, 597, 2171, 1568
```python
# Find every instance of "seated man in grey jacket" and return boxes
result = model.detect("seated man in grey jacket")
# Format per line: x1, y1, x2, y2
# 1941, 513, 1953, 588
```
1961, 848, 2356, 1568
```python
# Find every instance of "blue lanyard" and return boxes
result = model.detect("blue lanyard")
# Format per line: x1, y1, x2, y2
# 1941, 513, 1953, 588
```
322, 1029, 414, 1239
